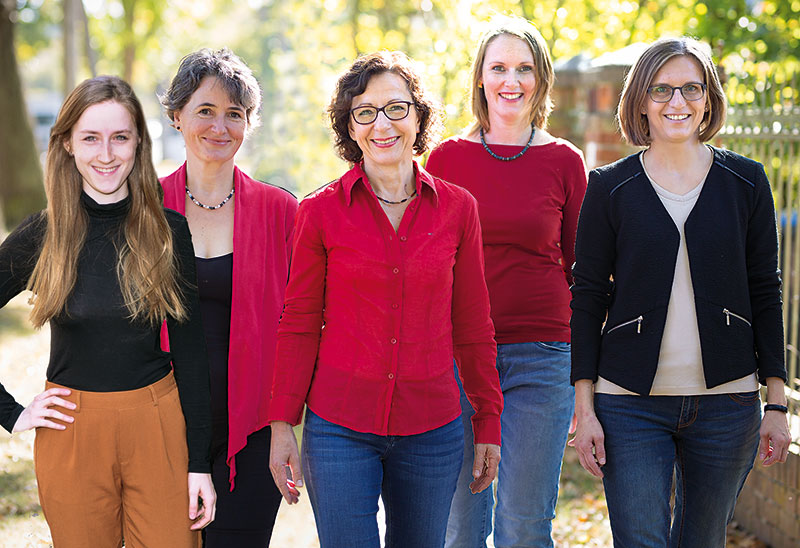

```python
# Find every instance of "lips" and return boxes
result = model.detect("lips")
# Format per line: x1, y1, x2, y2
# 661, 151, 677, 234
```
92, 166, 119, 175
665, 114, 690, 121
372, 136, 400, 147
499, 92, 523, 100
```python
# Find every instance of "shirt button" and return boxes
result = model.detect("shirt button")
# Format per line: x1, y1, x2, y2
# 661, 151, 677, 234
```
390, 338, 397, 344
400, 236, 407, 242
392, 267, 399, 274
388, 373, 394, 379
392, 303, 399, 309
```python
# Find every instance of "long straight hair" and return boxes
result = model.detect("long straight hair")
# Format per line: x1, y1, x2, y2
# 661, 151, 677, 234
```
27, 76, 187, 327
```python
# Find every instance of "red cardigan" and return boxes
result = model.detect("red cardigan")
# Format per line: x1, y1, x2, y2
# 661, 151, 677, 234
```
161, 163, 298, 489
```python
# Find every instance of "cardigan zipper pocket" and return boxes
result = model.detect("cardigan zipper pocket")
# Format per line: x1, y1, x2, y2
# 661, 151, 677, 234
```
606, 315, 643, 335
723, 308, 751, 327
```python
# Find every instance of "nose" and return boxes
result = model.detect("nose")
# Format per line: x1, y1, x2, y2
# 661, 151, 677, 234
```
211, 114, 226, 134
99, 139, 114, 162
374, 110, 393, 129
669, 88, 687, 107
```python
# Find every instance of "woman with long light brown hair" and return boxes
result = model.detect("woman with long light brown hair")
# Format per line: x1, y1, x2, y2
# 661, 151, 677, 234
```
0, 75, 215, 547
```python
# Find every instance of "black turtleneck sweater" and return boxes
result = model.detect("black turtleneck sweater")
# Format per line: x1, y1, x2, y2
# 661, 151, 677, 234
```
0, 193, 211, 472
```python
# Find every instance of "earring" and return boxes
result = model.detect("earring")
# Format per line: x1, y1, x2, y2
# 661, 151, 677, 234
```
175, 125, 181, 131
478, 82, 483, 89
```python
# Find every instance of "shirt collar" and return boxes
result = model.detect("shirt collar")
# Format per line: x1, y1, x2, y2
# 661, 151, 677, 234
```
341, 161, 439, 207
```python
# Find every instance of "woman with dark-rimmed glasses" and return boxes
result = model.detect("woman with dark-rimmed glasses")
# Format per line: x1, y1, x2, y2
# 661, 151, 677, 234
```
570, 36, 790, 547
267, 51, 503, 548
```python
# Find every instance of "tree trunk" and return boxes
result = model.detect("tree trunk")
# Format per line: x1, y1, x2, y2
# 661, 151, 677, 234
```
0, 1, 46, 230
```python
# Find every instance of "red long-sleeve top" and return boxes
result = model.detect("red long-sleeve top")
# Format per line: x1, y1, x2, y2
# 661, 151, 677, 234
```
269, 162, 503, 445
426, 138, 587, 344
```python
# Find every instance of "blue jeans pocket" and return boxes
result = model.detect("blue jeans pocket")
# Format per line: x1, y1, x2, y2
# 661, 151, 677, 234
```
532, 341, 571, 352
727, 390, 760, 405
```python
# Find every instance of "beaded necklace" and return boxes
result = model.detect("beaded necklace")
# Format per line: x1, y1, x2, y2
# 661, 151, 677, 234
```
374, 188, 417, 205
185, 186, 235, 210
479, 126, 535, 161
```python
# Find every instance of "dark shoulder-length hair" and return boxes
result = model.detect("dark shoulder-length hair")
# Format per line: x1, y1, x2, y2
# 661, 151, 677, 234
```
328, 51, 443, 163
617, 36, 726, 146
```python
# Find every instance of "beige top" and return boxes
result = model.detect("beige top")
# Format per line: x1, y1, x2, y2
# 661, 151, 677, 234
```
595, 155, 758, 395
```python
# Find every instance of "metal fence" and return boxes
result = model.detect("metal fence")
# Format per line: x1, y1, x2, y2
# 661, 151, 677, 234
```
717, 69, 800, 441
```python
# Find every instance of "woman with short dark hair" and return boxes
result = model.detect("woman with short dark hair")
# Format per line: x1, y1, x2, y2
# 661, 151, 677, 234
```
268, 51, 503, 548
570, 36, 790, 547
160, 48, 298, 547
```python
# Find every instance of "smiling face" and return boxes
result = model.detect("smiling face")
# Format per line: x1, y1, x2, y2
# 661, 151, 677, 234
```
67, 100, 137, 204
480, 34, 537, 126
173, 76, 247, 168
645, 55, 708, 146
348, 71, 420, 172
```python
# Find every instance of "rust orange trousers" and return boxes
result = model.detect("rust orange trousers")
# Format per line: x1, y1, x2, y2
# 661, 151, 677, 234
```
34, 372, 200, 548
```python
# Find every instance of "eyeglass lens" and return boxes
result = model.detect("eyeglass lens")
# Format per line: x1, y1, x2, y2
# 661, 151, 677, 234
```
649, 83, 705, 102
352, 102, 411, 124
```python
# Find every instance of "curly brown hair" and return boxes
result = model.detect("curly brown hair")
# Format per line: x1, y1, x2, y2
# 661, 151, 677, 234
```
328, 51, 442, 163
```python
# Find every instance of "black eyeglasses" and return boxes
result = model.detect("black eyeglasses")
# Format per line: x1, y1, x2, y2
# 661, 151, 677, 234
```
647, 82, 707, 103
350, 101, 414, 125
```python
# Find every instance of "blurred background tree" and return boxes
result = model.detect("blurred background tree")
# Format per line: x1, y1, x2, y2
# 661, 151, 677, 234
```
3, 0, 799, 230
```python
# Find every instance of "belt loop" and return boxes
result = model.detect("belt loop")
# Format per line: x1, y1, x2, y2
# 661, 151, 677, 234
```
149, 383, 159, 406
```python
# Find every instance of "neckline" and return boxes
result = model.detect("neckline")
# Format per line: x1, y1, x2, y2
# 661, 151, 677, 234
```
80, 191, 131, 218
639, 147, 713, 199
196, 252, 233, 261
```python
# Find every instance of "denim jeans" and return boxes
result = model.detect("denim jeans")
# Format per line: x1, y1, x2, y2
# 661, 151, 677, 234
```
594, 392, 761, 548
302, 408, 463, 548
446, 341, 574, 548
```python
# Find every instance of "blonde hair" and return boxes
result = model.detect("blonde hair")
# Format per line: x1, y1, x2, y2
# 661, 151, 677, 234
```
469, 15, 554, 135
617, 37, 726, 146
28, 76, 187, 327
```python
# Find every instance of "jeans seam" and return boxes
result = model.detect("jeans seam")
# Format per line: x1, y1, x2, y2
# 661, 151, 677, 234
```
677, 397, 698, 429
675, 443, 686, 548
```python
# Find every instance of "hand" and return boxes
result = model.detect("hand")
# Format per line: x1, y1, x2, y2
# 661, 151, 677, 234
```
758, 410, 790, 466
269, 422, 303, 504
568, 412, 606, 478
188, 472, 216, 530
12, 387, 76, 433
469, 443, 500, 494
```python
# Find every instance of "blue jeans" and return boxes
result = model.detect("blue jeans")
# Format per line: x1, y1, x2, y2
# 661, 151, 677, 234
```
594, 392, 761, 548
446, 341, 574, 548
302, 408, 463, 548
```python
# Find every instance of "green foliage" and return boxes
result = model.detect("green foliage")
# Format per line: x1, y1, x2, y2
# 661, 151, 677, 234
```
11, 0, 800, 196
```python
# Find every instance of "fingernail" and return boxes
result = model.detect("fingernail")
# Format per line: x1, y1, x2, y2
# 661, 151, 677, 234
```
473, 470, 481, 478
296, 479, 303, 487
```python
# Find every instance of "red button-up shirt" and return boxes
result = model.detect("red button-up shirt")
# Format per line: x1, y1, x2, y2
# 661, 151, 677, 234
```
269, 162, 503, 444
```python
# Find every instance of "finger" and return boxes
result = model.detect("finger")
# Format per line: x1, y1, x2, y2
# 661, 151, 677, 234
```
577, 446, 603, 477
288, 449, 304, 488
758, 432, 771, 461
472, 446, 487, 480
569, 413, 577, 435
188, 486, 199, 520
593, 438, 606, 467
270, 462, 296, 504
37, 418, 70, 430
39, 388, 72, 399
46, 397, 77, 411
45, 409, 74, 423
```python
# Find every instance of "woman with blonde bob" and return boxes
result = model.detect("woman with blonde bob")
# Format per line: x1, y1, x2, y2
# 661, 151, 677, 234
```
427, 15, 587, 547
0, 76, 214, 547
570, 37, 790, 546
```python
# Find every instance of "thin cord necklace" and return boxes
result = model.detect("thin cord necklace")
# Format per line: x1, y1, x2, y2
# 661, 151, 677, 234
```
185, 186, 234, 210
480, 126, 535, 161
374, 188, 417, 205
